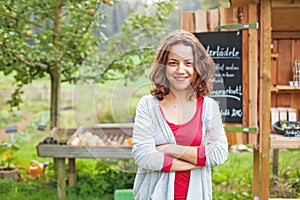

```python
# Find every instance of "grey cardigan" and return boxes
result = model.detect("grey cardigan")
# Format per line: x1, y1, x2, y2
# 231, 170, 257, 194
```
132, 94, 228, 200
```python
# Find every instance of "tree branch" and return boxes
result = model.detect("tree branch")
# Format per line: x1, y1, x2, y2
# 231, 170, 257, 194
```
82, 1, 102, 34
62, 75, 98, 83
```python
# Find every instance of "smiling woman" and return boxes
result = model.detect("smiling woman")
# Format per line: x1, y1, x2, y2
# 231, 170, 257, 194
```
165, 44, 195, 93
131, 30, 228, 200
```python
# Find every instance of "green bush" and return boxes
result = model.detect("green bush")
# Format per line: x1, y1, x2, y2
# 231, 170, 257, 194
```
69, 159, 136, 198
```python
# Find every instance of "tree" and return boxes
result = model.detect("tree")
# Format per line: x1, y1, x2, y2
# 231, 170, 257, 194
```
0, 0, 112, 128
0, 0, 178, 128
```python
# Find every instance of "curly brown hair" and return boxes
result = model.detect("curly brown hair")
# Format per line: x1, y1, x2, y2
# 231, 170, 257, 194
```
149, 30, 215, 100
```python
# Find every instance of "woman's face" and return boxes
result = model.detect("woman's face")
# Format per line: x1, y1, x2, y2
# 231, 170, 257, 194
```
166, 44, 195, 92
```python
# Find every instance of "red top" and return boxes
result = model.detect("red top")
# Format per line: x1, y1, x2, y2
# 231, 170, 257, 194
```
161, 96, 206, 199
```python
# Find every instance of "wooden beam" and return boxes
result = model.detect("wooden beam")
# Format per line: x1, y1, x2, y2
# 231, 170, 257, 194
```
272, 149, 279, 176
271, 0, 300, 8
194, 10, 207, 32
272, 8, 300, 31
247, 3, 260, 198
272, 31, 300, 39
207, 8, 219, 32
219, 7, 238, 31
230, 0, 259, 6
180, 11, 195, 32
253, 148, 260, 199
259, 1, 272, 200
270, 133, 300, 149
241, 5, 250, 144
248, 3, 258, 145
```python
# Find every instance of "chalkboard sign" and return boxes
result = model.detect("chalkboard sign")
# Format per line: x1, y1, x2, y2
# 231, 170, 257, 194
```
194, 31, 243, 123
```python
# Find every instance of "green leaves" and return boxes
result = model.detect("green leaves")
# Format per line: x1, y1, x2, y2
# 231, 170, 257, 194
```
70, 159, 136, 197
0, 0, 178, 111
0, 0, 106, 108
0, 141, 20, 169
82, 0, 179, 84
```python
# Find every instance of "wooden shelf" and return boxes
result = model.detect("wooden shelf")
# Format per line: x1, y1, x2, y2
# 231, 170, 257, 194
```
270, 133, 300, 149
271, 85, 300, 93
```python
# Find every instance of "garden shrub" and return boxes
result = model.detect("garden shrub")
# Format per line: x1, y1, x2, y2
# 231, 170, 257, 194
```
69, 159, 136, 198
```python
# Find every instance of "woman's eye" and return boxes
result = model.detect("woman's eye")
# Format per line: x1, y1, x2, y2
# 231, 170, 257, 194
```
185, 61, 193, 66
168, 61, 177, 66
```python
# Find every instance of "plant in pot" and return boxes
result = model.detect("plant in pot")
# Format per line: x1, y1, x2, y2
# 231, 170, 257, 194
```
0, 141, 21, 181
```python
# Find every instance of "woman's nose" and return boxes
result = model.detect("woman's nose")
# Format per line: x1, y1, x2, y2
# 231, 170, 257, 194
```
176, 62, 185, 73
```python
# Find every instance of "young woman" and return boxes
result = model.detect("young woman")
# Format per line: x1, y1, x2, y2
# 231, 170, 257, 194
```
132, 30, 228, 200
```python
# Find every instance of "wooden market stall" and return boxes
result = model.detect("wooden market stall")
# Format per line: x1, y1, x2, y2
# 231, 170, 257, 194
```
180, 0, 300, 199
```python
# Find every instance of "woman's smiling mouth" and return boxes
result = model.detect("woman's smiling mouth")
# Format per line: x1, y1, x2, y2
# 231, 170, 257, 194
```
174, 76, 189, 81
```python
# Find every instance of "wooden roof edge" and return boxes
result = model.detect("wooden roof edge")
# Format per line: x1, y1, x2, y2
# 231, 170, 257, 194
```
230, 0, 259, 6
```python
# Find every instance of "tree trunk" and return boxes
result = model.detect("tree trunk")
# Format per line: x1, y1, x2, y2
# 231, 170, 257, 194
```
50, 69, 61, 128
50, 0, 63, 128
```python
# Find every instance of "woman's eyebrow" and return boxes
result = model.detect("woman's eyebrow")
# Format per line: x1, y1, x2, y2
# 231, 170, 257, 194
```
167, 58, 178, 60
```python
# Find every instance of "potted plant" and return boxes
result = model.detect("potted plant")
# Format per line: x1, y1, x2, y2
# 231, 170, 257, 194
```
0, 141, 21, 181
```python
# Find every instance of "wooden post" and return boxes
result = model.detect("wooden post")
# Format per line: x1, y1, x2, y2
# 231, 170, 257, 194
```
240, 5, 250, 144
259, 0, 272, 199
55, 158, 66, 200
253, 148, 260, 199
248, 3, 258, 145
272, 149, 279, 176
68, 158, 76, 188
247, 2, 260, 199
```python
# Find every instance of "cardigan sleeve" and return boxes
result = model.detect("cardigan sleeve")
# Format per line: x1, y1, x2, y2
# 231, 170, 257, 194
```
161, 154, 173, 172
203, 98, 228, 166
196, 145, 206, 166
131, 96, 165, 171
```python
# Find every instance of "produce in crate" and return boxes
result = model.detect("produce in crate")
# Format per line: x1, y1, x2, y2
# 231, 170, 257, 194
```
68, 131, 105, 146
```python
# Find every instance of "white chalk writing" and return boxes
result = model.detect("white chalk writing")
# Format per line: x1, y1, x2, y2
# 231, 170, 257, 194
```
206, 45, 240, 59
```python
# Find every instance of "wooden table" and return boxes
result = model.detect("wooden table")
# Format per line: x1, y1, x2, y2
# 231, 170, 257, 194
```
37, 145, 132, 200
270, 133, 300, 149
37, 123, 133, 200
270, 133, 300, 176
